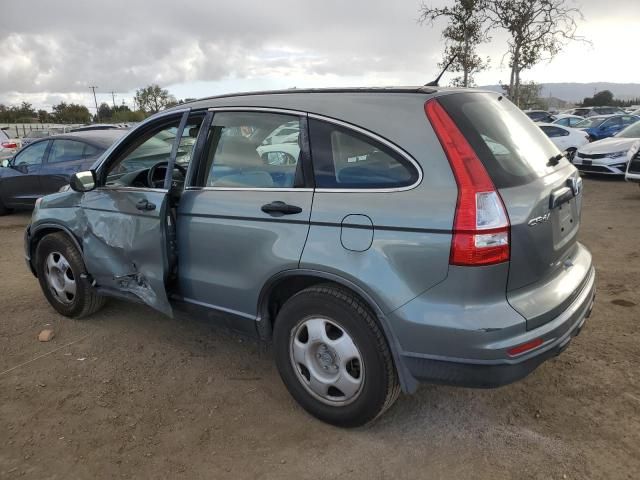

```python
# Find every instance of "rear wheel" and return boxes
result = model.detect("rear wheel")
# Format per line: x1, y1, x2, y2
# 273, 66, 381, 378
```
35, 232, 105, 318
273, 284, 400, 427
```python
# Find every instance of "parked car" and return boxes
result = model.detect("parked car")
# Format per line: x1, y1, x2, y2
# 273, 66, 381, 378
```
552, 114, 584, 128
538, 123, 589, 160
570, 106, 626, 117
624, 140, 640, 184
69, 123, 127, 133
524, 110, 556, 123
21, 129, 53, 147
25, 88, 595, 427
575, 114, 640, 141
0, 130, 124, 214
0, 128, 20, 160
574, 120, 640, 175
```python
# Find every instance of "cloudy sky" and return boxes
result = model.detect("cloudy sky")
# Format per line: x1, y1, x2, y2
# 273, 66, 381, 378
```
0, 0, 637, 111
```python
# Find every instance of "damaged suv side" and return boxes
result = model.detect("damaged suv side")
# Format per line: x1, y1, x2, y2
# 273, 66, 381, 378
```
26, 88, 595, 427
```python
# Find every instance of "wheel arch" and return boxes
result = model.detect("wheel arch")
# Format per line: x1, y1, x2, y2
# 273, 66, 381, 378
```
257, 269, 418, 393
28, 223, 84, 275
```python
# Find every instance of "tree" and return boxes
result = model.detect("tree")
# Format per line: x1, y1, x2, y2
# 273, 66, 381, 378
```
502, 80, 544, 109
134, 84, 176, 113
97, 102, 113, 121
418, 0, 489, 87
487, 0, 585, 106
582, 90, 614, 107
51, 102, 91, 123
37, 109, 51, 123
111, 105, 146, 123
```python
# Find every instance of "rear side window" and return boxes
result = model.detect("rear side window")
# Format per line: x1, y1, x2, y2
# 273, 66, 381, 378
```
49, 140, 99, 163
437, 93, 563, 188
308, 119, 419, 189
540, 125, 569, 138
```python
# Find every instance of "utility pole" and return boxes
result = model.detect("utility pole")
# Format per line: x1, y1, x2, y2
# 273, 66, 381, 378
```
89, 85, 99, 122
110, 91, 117, 109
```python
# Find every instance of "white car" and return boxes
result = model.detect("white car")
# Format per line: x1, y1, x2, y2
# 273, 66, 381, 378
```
538, 123, 590, 161
256, 142, 300, 165
625, 140, 640, 184
262, 121, 299, 146
552, 114, 584, 128
574, 121, 640, 175
0, 128, 20, 160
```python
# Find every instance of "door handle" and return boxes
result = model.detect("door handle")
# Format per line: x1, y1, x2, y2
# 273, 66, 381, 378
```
136, 199, 156, 211
261, 201, 302, 216
549, 186, 573, 210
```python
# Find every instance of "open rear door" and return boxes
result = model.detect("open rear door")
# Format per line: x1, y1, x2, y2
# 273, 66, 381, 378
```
77, 111, 191, 317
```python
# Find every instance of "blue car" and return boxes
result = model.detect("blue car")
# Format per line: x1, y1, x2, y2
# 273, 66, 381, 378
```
0, 130, 125, 214
576, 114, 640, 141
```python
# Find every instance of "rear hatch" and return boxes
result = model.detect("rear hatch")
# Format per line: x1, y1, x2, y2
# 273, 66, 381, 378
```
437, 92, 591, 329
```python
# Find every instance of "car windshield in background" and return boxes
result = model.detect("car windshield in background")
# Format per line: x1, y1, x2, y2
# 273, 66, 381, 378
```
616, 121, 640, 138
437, 92, 561, 188
26, 131, 50, 138
575, 117, 607, 128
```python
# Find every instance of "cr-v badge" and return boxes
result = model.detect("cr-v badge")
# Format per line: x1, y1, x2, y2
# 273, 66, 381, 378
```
528, 212, 551, 227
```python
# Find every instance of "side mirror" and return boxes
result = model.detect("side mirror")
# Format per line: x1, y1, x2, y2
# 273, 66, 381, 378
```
70, 170, 97, 192
1, 159, 10, 168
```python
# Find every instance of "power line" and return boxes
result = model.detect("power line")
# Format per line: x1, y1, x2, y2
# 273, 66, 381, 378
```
89, 85, 99, 122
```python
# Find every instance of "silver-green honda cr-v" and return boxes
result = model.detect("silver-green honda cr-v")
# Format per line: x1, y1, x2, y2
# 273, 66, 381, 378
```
24, 87, 596, 427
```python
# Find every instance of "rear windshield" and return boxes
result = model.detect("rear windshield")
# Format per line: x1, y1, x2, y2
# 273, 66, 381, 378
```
437, 92, 564, 188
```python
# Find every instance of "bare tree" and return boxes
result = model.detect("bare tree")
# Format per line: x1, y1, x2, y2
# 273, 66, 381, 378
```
134, 84, 177, 113
486, 0, 585, 106
418, 0, 489, 87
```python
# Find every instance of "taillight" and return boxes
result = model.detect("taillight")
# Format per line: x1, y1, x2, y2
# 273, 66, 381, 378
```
507, 338, 543, 357
1, 141, 17, 149
425, 99, 510, 266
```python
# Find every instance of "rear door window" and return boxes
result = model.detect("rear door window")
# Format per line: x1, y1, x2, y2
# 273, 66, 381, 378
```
437, 93, 564, 188
48, 139, 93, 163
540, 126, 569, 138
308, 119, 419, 189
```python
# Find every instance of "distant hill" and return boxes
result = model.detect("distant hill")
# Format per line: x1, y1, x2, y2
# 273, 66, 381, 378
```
479, 83, 640, 104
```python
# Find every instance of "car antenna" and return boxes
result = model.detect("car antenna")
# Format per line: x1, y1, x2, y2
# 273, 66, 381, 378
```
425, 54, 458, 87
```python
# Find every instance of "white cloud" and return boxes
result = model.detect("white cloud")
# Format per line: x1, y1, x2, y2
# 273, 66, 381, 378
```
0, 0, 637, 109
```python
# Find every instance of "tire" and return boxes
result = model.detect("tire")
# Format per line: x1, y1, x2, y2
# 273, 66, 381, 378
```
35, 232, 106, 318
273, 284, 400, 427
566, 148, 577, 162
0, 198, 8, 216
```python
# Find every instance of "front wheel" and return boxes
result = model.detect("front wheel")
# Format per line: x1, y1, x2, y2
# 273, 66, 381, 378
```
35, 232, 105, 318
273, 284, 400, 427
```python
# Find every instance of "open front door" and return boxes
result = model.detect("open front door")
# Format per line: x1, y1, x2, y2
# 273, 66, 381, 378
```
78, 110, 195, 317
80, 188, 173, 316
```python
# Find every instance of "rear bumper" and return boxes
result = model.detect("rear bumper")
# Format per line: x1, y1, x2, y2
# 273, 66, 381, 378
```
394, 265, 596, 389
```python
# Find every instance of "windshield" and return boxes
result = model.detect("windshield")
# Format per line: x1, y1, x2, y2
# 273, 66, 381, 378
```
616, 121, 640, 138
438, 92, 563, 188
575, 117, 607, 128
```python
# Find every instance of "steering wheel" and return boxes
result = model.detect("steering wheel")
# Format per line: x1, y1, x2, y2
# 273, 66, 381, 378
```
147, 161, 187, 189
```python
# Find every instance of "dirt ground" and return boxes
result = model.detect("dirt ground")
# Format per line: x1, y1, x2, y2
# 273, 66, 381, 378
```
1, 177, 639, 480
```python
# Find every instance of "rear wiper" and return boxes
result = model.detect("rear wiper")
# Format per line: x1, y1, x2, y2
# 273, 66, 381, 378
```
547, 153, 564, 166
